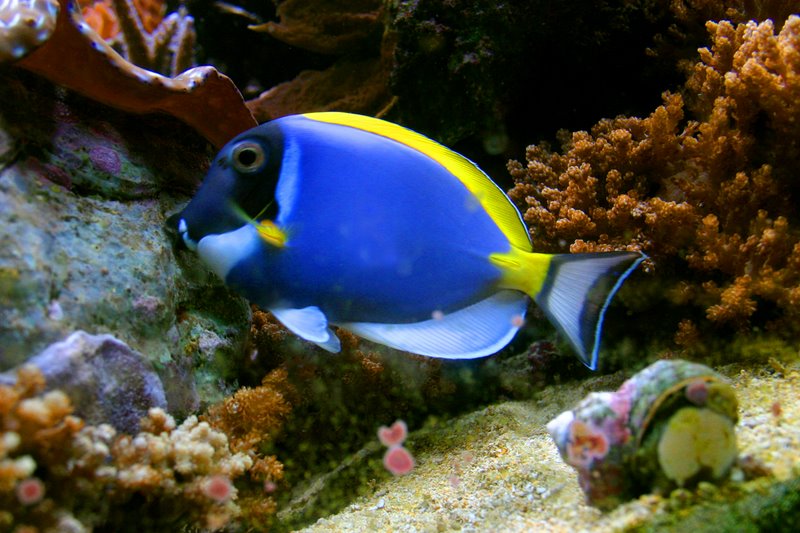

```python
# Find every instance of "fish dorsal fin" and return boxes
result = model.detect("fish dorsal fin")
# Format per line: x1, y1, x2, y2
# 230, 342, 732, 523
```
270, 306, 341, 352
339, 290, 529, 359
303, 112, 532, 252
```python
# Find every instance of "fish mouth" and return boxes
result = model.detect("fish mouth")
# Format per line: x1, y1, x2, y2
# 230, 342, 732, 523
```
177, 218, 199, 251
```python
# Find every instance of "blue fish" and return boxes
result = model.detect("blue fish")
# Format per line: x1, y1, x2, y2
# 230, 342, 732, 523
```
173, 113, 644, 369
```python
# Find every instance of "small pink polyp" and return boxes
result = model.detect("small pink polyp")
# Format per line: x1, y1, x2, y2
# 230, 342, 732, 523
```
377, 419, 408, 447
383, 445, 415, 476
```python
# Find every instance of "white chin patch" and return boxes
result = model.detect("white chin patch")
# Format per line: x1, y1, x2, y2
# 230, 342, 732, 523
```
197, 225, 259, 280
178, 219, 198, 251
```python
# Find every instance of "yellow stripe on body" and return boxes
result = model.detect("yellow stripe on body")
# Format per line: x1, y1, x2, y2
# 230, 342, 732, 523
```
303, 112, 532, 252
490, 249, 552, 299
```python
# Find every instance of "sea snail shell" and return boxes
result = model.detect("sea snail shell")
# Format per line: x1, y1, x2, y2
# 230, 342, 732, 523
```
547, 359, 738, 509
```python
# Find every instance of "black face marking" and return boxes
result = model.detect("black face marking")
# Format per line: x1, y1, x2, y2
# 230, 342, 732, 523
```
177, 122, 285, 241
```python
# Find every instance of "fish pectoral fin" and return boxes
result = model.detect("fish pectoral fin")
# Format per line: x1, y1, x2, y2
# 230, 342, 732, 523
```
340, 290, 529, 359
270, 306, 341, 353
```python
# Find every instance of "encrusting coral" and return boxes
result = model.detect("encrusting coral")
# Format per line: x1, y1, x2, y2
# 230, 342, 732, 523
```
0, 364, 293, 531
507, 16, 800, 346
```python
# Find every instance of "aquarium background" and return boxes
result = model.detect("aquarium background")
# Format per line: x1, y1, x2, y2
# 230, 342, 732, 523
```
1, 0, 799, 531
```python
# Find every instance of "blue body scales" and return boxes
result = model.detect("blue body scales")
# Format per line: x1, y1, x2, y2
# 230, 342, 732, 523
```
175, 113, 644, 369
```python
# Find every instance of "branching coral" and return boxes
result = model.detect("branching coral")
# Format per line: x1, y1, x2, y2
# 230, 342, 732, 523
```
203, 368, 293, 454
508, 16, 800, 344
202, 367, 294, 528
105, 0, 194, 76
0, 365, 279, 531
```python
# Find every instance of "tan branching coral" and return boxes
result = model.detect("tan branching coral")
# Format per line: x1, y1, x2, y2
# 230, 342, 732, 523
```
670, 0, 799, 28
508, 16, 800, 341
202, 368, 294, 527
203, 368, 293, 455
0, 365, 286, 531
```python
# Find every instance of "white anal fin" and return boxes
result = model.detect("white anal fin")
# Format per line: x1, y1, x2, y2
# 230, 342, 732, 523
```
340, 290, 528, 359
270, 306, 341, 352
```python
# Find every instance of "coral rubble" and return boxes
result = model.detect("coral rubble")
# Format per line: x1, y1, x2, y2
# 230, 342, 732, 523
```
508, 16, 800, 345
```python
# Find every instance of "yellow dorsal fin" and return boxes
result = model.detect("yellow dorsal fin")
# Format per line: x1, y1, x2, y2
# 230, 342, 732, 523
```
304, 112, 532, 252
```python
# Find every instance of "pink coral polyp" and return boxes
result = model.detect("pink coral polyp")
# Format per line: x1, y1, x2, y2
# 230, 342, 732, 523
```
383, 445, 415, 476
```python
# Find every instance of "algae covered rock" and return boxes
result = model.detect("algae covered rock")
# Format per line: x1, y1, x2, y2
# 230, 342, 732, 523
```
0, 70, 250, 412
0, 331, 166, 434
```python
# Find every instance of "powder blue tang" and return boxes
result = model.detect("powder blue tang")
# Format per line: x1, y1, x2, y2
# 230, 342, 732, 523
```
174, 113, 644, 369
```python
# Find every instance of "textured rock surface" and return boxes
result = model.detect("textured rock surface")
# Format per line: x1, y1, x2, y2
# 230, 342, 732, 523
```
0, 331, 167, 433
0, 70, 251, 414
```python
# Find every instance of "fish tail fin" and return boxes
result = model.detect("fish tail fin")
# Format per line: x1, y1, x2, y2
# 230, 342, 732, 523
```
492, 249, 646, 369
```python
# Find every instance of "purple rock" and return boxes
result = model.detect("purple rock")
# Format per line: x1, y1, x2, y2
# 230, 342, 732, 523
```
0, 331, 167, 434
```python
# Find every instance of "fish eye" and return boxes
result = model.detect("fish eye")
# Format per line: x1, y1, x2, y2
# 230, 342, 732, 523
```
231, 141, 266, 173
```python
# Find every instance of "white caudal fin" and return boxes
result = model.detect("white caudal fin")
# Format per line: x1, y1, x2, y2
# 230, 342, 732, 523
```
534, 252, 646, 370
340, 290, 529, 358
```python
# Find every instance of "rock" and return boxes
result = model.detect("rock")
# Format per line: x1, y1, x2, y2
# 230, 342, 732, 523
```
0, 70, 251, 414
0, 331, 166, 434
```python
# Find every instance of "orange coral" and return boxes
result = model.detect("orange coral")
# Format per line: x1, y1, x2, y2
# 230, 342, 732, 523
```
508, 17, 800, 341
203, 368, 294, 454
670, 0, 799, 27
80, 0, 120, 40
80, 0, 165, 39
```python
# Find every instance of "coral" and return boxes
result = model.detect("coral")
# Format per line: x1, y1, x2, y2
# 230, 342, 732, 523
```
2, 0, 255, 147
0, 365, 276, 531
202, 368, 293, 528
250, 0, 384, 55
75, 0, 188, 75
202, 367, 294, 454
79, 0, 166, 41
508, 16, 800, 343
670, 0, 799, 27
0, 0, 59, 62
246, 0, 394, 121
108, 0, 194, 76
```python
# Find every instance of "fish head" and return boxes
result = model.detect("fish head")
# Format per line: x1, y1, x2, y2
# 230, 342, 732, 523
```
170, 123, 284, 251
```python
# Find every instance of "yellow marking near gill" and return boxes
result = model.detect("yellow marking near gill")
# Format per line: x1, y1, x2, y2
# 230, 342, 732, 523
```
490, 249, 552, 298
304, 112, 532, 252
257, 220, 287, 248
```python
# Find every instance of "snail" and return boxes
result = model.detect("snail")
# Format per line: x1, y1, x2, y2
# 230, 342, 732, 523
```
547, 359, 739, 509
